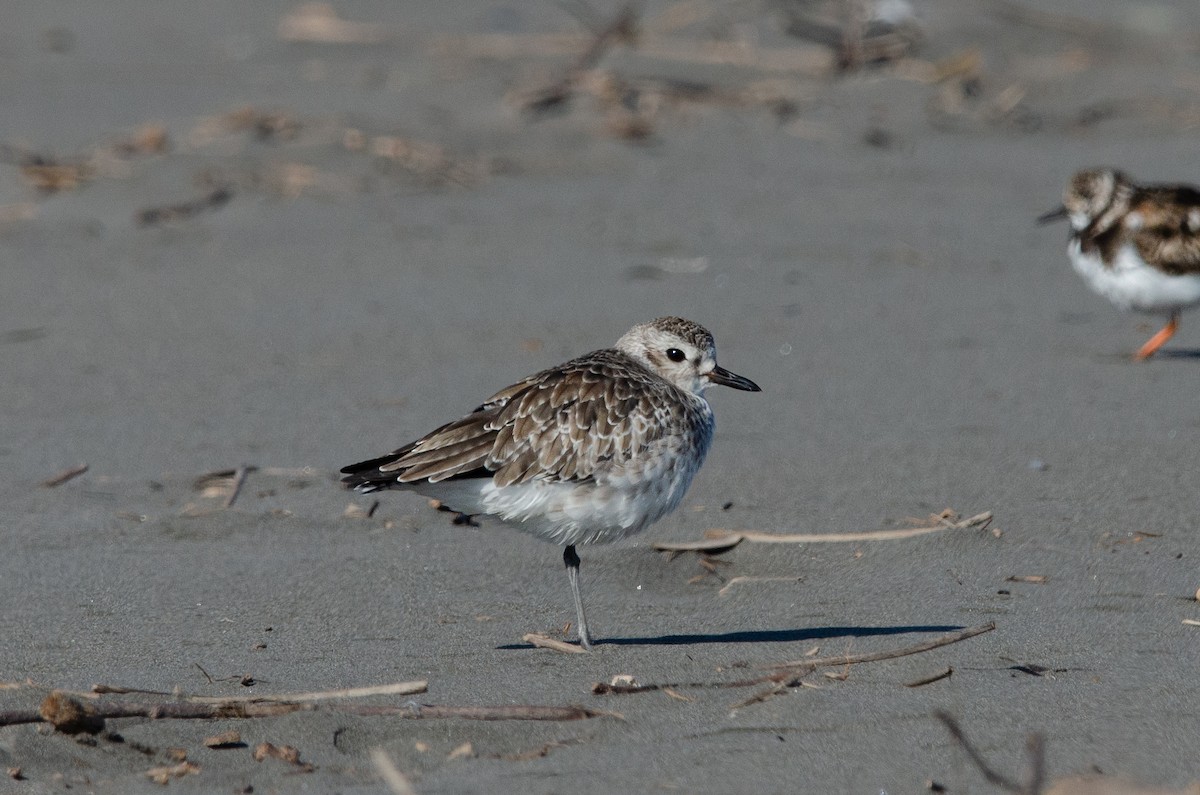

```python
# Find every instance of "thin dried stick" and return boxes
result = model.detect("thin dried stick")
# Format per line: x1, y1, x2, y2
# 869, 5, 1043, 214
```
92, 680, 429, 703
766, 622, 994, 670
520, 3, 639, 113
223, 464, 250, 508
1, 692, 617, 732
524, 633, 587, 654
371, 748, 417, 795
40, 464, 89, 488
935, 711, 1048, 794
654, 512, 993, 552
903, 667, 953, 688
347, 704, 620, 721
594, 623, 995, 695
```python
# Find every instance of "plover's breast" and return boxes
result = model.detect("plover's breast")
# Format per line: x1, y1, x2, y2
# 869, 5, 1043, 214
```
475, 401, 716, 547
1068, 238, 1200, 314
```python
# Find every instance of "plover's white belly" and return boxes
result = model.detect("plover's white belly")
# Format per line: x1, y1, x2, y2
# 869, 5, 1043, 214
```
1069, 239, 1200, 314
420, 418, 713, 547
484, 428, 710, 546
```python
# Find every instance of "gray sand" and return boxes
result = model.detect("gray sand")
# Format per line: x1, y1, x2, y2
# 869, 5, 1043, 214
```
3, 1, 1200, 792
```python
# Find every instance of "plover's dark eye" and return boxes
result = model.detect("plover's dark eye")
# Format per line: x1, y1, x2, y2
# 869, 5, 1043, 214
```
666, 348, 686, 362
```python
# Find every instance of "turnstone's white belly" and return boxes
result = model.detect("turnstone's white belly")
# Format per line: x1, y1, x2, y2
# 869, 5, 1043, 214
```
1068, 238, 1200, 315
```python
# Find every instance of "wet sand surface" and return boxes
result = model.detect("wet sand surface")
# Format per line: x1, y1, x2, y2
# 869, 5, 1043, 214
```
3, 2, 1200, 792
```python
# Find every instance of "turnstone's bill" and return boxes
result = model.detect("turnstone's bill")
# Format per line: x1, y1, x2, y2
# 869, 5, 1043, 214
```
341, 317, 761, 649
1040, 168, 1200, 360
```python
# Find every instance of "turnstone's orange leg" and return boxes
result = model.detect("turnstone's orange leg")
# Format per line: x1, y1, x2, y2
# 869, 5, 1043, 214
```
1134, 311, 1180, 361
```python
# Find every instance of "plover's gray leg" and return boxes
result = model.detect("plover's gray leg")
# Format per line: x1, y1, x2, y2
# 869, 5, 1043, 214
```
563, 544, 593, 650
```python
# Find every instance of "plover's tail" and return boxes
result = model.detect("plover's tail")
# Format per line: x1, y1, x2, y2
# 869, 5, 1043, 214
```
339, 453, 407, 493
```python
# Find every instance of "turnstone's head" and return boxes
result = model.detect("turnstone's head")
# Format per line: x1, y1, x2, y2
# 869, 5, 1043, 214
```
616, 317, 761, 396
1038, 168, 1133, 230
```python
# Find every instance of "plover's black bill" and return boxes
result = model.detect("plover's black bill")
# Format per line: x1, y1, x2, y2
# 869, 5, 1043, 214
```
708, 366, 761, 392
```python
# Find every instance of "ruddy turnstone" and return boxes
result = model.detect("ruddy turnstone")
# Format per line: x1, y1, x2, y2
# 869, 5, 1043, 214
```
1040, 168, 1200, 360
340, 317, 761, 649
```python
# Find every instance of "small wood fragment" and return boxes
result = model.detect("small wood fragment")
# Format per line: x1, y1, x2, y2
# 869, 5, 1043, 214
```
203, 730, 243, 748
137, 187, 233, 227
371, 748, 417, 795
446, 742, 475, 760
278, 2, 390, 44
253, 741, 313, 771
145, 761, 199, 785
662, 688, 695, 703
904, 667, 953, 688
40, 464, 89, 488
224, 465, 251, 508
524, 632, 587, 654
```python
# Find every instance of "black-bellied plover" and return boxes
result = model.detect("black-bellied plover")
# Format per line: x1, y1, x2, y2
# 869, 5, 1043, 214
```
341, 317, 761, 649
1040, 168, 1200, 360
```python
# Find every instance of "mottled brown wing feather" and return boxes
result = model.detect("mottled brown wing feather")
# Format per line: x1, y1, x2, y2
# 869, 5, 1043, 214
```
341, 349, 689, 490
1129, 187, 1200, 275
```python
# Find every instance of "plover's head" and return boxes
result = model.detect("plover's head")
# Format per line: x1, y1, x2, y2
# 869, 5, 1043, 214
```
1038, 168, 1132, 230
616, 317, 761, 396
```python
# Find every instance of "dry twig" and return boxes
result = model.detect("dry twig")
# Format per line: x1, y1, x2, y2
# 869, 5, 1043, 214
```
519, 3, 639, 115
0, 690, 616, 733
40, 464, 89, 488
371, 747, 417, 795
593, 623, 994, 696
655, 511, 993, 553
524, 632, 587, 654
903, 667, 953, 688
936, 710, 1045, 794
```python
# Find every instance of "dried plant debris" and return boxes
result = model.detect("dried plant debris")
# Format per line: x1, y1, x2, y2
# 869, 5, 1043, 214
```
1, 124, 169, 196
254, 742, 314, 772
593, 623, 994, 697
371, 748, 418, 795
523, 633, 588, 654
903, 666, 952, 688
39, 464, 89, 488
278, 3, 391, 44
516, 3, 640, 116
145, 760, 200, 785
203, 730, 245, 749
936, 711, 1045, 795
192, 466, 258, 506
781, 0, 924, 71
188, 105, 302, 147
0, 683, 619, 731
655, 510, 993, 553
137, 187, 233, 227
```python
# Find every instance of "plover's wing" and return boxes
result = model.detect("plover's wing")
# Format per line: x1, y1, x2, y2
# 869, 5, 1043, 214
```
1129, 186, 1200, 274
340, 350, 689, 491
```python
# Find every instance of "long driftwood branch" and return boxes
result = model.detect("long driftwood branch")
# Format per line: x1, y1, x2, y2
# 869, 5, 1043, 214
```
593, 622, 995, 696
654, 512, 993, 553
0, 692, 618, 734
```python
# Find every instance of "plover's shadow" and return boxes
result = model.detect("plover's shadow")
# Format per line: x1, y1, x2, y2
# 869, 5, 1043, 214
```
499, 624, 963, 650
